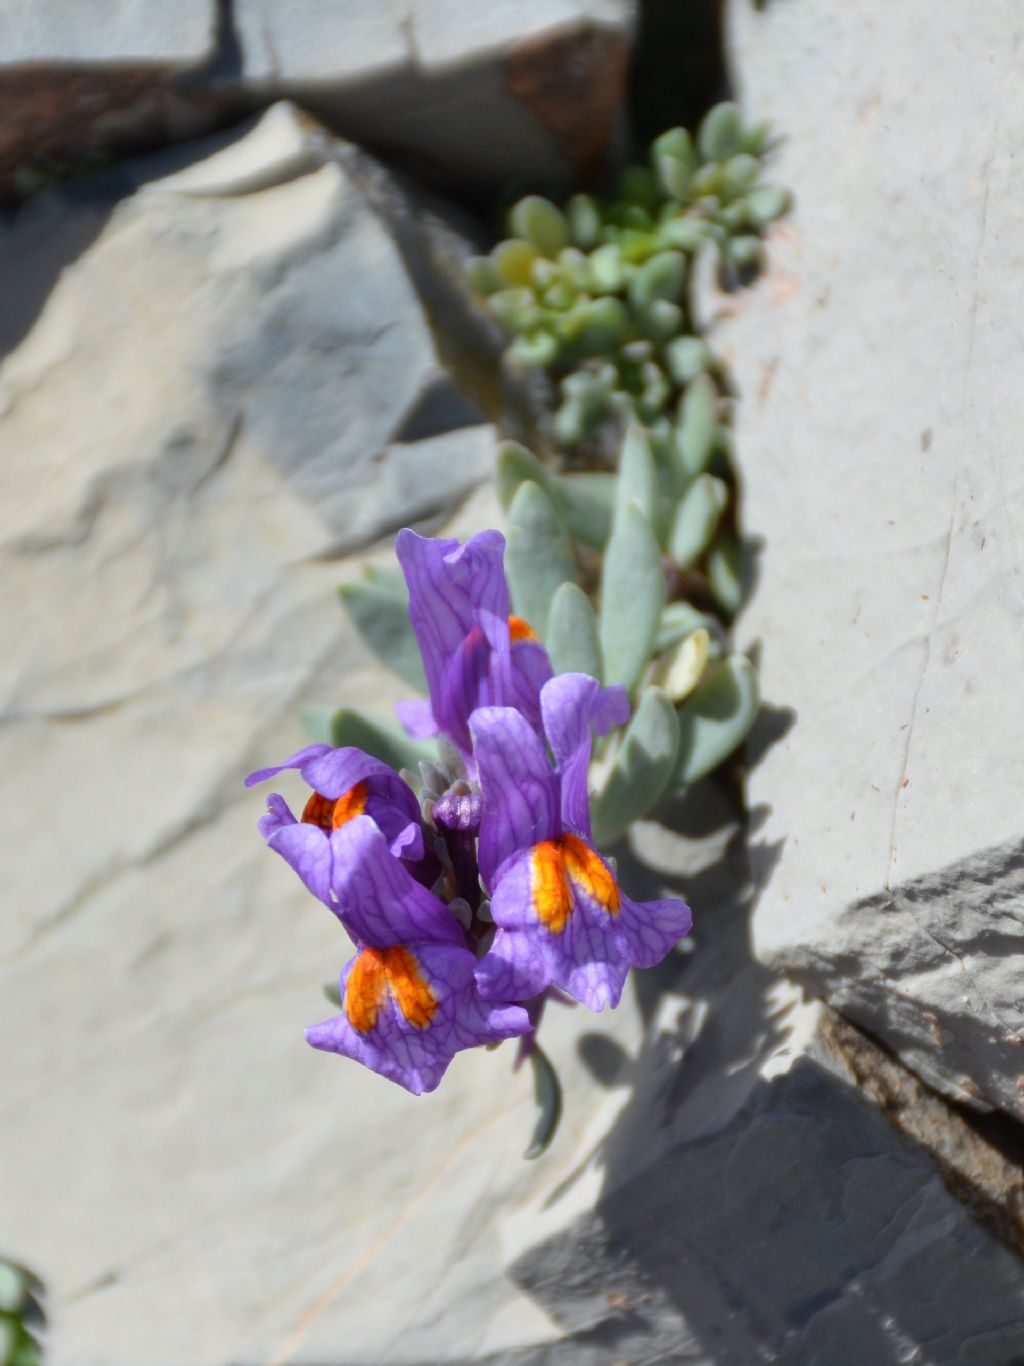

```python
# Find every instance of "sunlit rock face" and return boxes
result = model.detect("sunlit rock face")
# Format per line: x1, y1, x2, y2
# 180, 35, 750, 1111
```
1, 1, 636, 201
710, 0, 1024, 1120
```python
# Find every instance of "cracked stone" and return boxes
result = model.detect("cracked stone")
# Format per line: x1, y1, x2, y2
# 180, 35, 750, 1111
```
2, 1, 636, 202
0, 103, 494, 964
701, 0, 1024, 1122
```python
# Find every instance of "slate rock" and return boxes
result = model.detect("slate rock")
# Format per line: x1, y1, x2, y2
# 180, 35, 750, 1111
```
709, 0, 1024, 1119
1, 1, 635, 202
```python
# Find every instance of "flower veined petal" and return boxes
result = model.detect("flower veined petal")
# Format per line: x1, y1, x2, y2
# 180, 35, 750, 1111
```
329, 816, 464, 948
308, 941, 529, 1094
470, 706, 561, 888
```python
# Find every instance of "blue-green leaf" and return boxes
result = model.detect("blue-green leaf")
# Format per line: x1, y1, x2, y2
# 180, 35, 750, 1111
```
674, 374, 719, 478
338, 573, 426, 692
591, 686, 680, 845
509, 196, 569, 256
614, 425, 659, 528
698, 102, 743, 161
671, 656, 760, 787
600, 505, 665, 693
707, 531, 744, 617
547, 581, 602, 681
524, 1043, 563, 1160
506, 481, 577, 640
669, 474, 730, 569
550, 471, 616, 548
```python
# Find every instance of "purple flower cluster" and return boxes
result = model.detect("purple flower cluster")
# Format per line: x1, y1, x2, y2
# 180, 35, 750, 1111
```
247, 530, 692, 1094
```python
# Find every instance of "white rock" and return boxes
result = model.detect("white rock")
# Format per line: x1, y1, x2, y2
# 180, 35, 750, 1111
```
235, 0, 636, 191
712, 0, 1024, 1115
0, 0, 215, 64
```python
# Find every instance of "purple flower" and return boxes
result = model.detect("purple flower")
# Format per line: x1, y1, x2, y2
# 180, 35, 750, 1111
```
395, 529, 552, 760
471, 674, 693, 1011
245, 743, 424, 907
305, 817, 530, 1093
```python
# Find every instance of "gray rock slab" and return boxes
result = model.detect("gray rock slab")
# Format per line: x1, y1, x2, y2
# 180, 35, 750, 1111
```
2, 1, 634, 201
710, 0, 1024, 1118
0, 0, 216, 64
228, 0, 635, 191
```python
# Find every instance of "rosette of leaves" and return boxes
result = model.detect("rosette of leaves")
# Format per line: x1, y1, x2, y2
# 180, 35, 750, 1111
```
466, 102, 789, 454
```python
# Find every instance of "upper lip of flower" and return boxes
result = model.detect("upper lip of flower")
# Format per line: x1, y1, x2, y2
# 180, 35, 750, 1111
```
395, 528, 553, 762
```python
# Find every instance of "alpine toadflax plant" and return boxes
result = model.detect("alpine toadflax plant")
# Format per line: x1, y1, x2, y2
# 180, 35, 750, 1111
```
247, 529, 691, 1104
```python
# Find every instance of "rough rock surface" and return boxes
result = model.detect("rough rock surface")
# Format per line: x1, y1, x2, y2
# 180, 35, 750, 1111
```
2, 0, 634, 201
713, 0, 1024, 1120
238, 0, 633, 192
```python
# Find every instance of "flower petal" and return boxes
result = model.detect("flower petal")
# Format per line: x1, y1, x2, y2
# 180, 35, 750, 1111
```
245, 744, 331, 788
307, 941, 529, 1094
470, 706, 561, 888
329, 815, 464, 948
258, 792, 297, 841
540, 673, 630, 838
266, 821, 334, 908
395, 698, 438, 740
617, 891, 693, 970
397, 528, 511, 753
481, 834, 689, 1010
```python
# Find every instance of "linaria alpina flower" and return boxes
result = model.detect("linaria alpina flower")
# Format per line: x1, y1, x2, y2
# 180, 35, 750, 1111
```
245, 744, 424, 906
305, 816, 529, 1093
471, 673, 693, 1011
394, 528, 552, 761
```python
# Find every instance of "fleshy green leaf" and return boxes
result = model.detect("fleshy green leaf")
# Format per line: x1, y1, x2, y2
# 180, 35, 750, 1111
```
546, 581, 603, 681
505, 481, 577, 640
298, 705, 334, 744
600, 504, 665, 693
509, 196, 569, 257
492, 239, 541, 286
674, 374, 719, 478
744, 184, 791, 228
672, 656, 760, 786
524, 1043, 563, 1159
338, 574, 426, 692
720, 153, 761, 199
550, 471, 616, 548
628, 250, 686, 311
496, 441, 550, 509
726, 235, 763, 272
510, 331, 560, 367
657, 216, 709, 253
707, 531, 744, 617
465, 255, 501, 295
665, 335, 713, 384
329, 709, 435, 772
669, 474, 730, 569
655, 600, 718, 653
591, 686, 680, 845
698, 102, 743, 161
615, 426, 659, 528
568, 193, 602, 250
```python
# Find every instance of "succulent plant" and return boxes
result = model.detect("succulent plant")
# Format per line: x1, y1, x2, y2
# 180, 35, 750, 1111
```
466, 103, 790, 458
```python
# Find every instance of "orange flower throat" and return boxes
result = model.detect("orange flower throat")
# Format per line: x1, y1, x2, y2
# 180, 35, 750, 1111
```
344, 946, 438, 1033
